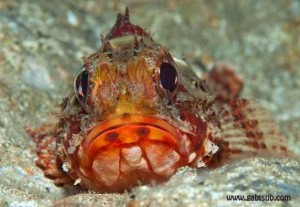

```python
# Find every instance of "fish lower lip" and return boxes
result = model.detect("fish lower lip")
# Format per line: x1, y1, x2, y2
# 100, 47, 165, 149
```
81, 114, 181, 154
72, 114, 194, 192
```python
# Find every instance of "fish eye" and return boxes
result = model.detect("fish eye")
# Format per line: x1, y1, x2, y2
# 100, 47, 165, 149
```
159, 62, 178, 92
74, 69, 89, 110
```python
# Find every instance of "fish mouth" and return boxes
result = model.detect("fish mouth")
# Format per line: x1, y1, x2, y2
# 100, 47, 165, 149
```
82, 113, 182, 157
74, 113, 194, 192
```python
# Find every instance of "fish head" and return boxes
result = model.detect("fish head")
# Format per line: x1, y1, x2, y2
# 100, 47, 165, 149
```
66, 8, 214, 192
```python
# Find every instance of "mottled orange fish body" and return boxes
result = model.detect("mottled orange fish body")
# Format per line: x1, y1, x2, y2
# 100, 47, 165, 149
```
26, 7, 290, 193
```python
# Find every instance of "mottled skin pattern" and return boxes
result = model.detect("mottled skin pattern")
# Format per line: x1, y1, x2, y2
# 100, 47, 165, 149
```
26, 8, 290, 193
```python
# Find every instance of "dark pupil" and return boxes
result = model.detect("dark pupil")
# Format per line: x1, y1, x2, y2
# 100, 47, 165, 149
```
160, 62, 177, 91
75, 70, 88, 98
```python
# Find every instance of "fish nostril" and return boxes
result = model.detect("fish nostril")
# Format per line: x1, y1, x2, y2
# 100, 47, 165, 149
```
136, 127, 150, 138
105, 132, 119, 142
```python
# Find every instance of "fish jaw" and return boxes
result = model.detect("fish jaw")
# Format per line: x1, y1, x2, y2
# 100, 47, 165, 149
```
64, 114, 196, 192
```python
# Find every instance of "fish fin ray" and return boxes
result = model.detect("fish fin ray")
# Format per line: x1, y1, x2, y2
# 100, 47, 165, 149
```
208, 99, 290, 167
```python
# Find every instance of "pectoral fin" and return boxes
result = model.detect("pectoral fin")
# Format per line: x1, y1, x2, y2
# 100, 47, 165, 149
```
208, 99, 290, 167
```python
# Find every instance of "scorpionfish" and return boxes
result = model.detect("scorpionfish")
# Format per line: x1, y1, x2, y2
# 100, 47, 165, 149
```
27, 8, 290, 193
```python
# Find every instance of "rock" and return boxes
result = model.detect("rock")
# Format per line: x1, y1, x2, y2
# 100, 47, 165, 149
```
126, 158, 300, 207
